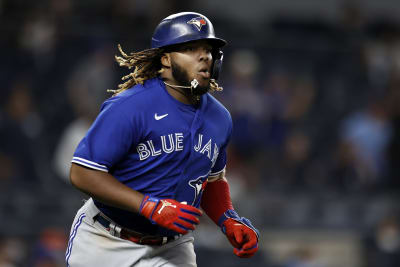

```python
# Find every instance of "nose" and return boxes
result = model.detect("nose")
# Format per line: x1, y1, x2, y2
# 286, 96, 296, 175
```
199, 47, 212, 62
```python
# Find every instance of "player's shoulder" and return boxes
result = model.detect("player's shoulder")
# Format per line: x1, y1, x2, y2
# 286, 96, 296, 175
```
205, 93, 233, 137
206, 93, 232, 120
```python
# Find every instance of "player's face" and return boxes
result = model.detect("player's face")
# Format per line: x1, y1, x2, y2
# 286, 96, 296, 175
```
169, 40, 213, 94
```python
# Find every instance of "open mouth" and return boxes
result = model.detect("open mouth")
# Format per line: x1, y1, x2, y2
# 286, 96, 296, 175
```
198, 67, 211, 79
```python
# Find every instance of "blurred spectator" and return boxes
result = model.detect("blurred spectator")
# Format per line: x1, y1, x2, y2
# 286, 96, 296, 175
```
53, 46, 112, 182
0, 151, 16, 186
52, 118, 91, 183
363, 216, 400, 267
281, 130, 312, 188
221, 48, 263, 159
259, 70, 315, 149
363, 25, 400, 91
260, 69, 291, 150
283, 247, 325, 267
18, 5, 58, 72
283, 76, 315, 123
0, 79, 44, 185
0, 236, 27, 267
258, 71, 316, 190
385, 78, 400, 188
30, 228, 68, 267
337, 96, 392, 189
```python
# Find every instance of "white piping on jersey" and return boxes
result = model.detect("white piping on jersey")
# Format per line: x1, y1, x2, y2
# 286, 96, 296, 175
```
209, 165, 226, 180
71, 157, 108, 172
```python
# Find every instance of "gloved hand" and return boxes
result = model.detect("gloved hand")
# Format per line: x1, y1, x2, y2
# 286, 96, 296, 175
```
139, 195, 202, 234
219, 209, 259, 258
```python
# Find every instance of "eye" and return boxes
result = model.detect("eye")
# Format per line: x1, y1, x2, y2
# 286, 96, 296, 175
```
184, 46, 195, 52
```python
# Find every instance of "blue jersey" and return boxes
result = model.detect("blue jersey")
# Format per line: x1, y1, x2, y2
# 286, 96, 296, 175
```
72, 77, 232, 235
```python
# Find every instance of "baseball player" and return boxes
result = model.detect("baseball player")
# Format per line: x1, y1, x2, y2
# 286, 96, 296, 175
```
65, 12, 259, 267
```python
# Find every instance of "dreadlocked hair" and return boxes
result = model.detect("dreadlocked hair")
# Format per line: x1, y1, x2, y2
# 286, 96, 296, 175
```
108, 44, 223, 95
107, 44, 164, 96
210, 79, 223, 92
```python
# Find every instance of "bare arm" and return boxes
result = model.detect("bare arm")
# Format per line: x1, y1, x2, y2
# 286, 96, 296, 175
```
70, 163, 144, 212
207, 169, 226, 183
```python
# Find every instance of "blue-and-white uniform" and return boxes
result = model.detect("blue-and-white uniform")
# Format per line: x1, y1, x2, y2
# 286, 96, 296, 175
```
71, 77, 232, 236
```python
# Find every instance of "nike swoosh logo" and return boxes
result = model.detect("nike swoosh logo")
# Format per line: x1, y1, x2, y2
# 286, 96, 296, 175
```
154, 113, 168, 120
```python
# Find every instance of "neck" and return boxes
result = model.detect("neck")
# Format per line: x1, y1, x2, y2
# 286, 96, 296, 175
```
163, 81, 200, 105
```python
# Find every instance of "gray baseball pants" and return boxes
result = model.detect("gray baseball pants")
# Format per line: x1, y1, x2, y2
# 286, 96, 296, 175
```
65, 198, 197, 267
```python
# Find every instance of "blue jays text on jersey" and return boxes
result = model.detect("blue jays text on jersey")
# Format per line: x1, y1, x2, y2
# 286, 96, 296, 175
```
71, 77, 232, 235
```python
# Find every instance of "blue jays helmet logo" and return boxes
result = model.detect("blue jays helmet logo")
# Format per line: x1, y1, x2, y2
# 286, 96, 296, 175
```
187, 17, 207, 31
188, 175, 208, 206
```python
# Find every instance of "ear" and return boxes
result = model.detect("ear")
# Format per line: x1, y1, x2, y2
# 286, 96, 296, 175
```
161, 53, 171, 68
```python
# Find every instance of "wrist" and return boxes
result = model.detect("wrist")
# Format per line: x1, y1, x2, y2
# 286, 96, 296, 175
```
218, 209, 238, 228
139, 195, 160, 224
218, 209, 240, 235
218, 209, 260, 239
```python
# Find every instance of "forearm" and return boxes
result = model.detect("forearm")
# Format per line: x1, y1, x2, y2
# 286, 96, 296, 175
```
202, 172, 259, 258
70, 163, 144, 212
201, 174, 234, 225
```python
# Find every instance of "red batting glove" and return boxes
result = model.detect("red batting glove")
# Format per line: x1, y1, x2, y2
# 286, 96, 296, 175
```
219, 210, 259, 258
139, 195, 202, 235
222, 218, 259, 258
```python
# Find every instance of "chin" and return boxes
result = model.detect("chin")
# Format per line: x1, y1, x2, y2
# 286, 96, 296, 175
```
199, 81, 210, 88
197, 77, 210, 87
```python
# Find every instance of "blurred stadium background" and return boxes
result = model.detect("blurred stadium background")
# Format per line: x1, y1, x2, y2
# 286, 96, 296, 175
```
1, 0, 400, 266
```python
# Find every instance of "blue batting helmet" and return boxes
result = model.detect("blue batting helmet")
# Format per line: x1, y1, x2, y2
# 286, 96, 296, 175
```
151, 12, 226, 80
151, 12, 227, 49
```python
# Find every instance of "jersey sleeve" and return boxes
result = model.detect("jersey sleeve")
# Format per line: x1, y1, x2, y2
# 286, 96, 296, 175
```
71, 100, 139, 172
209, 113, 233, 177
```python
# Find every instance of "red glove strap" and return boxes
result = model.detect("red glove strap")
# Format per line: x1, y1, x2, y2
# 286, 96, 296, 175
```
200, 178, 234, 225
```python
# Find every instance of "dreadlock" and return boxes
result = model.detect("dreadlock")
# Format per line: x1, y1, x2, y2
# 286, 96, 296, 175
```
108, 44, 223, 96
108, 44, 164, 96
